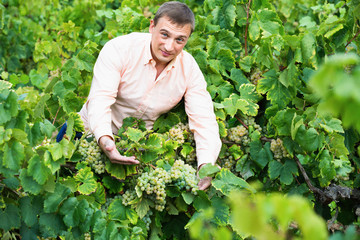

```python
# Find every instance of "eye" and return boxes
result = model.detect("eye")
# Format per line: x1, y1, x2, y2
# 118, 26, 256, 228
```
161, 33, 168, 37
176, 38, 185, 43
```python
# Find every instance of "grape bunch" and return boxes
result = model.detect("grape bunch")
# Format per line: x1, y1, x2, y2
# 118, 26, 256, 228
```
34, 138, 51, 150
169, 122, 195, 146
250, 69, 263, 85
243, 117, 263, 133
181, 149, 196, 167
122, 160, 198, 212
170, 160, 198, 194
142, 209, 153, 231
84, 233, 91, 240
136, 167, 171, 211
227, 125, 249, 144
227, 117, 263, 154
78, 138, 106, 174
270, 138, 290, 160
122, 189, 137, 206
220, 152, 236, 171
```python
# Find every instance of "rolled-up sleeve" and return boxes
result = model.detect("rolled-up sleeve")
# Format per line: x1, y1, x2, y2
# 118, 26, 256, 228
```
86, 41, 125, 142
184, 61, 222, 168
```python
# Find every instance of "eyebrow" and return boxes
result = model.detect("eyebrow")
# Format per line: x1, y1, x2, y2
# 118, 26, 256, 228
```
160, 29, 188, 39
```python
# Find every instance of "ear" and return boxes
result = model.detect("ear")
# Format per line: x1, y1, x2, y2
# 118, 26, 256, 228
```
149, 19, 155, 33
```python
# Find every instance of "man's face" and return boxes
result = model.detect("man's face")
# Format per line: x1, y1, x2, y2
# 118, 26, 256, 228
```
149, 16, 191, 67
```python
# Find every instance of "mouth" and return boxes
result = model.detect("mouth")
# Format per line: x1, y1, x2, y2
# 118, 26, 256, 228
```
161, 50, 171, 57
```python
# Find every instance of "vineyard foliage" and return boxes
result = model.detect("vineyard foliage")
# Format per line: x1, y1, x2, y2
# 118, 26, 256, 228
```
1, 0, 360, 239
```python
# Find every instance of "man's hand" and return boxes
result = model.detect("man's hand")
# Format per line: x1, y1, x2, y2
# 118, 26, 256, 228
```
99, 135, 139, 165
197, 163, 221, 190
197, 163, 212, 191
198, 176, 212, 191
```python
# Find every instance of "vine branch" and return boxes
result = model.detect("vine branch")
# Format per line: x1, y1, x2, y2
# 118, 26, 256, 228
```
244, 0, 252, 56
345, 27, 360, 49
235, 115, 248, 129
294, 155, 360, 204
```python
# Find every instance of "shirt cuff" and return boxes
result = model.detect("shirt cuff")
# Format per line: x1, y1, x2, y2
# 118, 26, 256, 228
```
196, 151, 218, 169
93, 128, 114, 143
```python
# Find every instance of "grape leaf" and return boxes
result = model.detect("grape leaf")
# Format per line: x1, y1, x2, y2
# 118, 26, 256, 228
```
3, 141, 25, 171
0, 204, 21, 231
212, 169, 255, 195
257, 69, 293, 108
268, 159, 298, 185
44, 183, 71, 213
75, 167, 97, 195
27, 154, 51, 185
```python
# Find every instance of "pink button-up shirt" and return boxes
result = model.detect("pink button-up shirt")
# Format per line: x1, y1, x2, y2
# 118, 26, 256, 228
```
79, 32, 221, 167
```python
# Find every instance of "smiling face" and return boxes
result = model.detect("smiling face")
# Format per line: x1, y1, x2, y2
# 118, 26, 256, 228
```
149, 16, 192, 68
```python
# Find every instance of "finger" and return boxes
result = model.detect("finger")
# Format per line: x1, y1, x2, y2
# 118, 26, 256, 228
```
111, 159, 140, 165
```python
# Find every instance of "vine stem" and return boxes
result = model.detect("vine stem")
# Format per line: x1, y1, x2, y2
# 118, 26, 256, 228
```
235, 115, 248, 129
52, 106, 61, 125
294, 155, 323, 195
345, 27, 360, 49
244, 0, 252, 56
327, 206, 339, 231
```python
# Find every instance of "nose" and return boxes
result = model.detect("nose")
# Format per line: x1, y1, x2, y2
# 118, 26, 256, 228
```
164, 38, 174, 52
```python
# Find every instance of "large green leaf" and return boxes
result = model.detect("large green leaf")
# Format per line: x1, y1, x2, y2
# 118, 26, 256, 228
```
105, 161, 138, 180
295, 126, 321, 152
135, 198, 151, 219
268, 159, 298, 185
198, 163, 220, 179
19, 169, 43, 195
44, 183, 71, 213
108, 199, 127, 221
211, 196, 229, 226
3, 141, 25, 171
39, 213, 67, 238
271, 109, 296, 136
317, 150, 336, 187
212, 0, 236, 29
59, 197, 89, 227
75, 167, 97, 195
126, 127, 146, 142
257, 69, 293, 108
27, 154, 51, 185
212, 169, 256, 195
153, 112, 180, 133
19, 196, 39, 227
0, 204, 21, 231
0, 90, 19, 124
249, 141, 272, 168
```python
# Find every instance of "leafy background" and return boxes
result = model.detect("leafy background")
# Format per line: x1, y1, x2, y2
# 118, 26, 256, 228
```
0, 0, 360, 239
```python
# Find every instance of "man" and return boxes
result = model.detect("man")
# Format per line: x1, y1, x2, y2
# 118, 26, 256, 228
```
79, 1, 221, 190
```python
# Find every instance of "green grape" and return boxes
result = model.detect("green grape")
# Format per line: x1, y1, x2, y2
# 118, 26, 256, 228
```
78, 138, 106, 174
270, 138, 290, 160
34, 138, 51, 149
227, 125, 249, 147
250, 69, 263, 85
122, 189, 137, 206
84, 232, 91, 240
170, 160, 198, 194
169, 122, 195, 146
142, 209, 153, 230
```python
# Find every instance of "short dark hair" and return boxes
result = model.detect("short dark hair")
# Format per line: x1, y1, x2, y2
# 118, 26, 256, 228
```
154, 1, 195, 33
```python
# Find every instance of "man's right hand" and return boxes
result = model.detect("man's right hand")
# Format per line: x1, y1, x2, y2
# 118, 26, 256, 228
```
99, 135, 140, 165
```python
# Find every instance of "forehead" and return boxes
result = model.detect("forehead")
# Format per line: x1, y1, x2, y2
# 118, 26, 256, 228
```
156, 17, 192, 37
